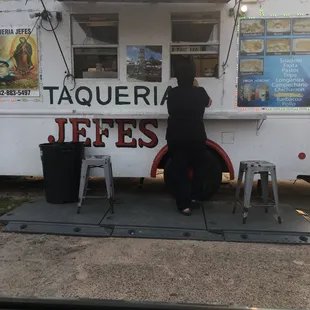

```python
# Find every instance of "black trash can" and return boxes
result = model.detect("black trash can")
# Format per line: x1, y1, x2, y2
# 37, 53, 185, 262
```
39, 142, 85, 204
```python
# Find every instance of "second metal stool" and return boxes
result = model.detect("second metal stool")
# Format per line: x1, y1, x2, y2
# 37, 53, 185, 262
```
233, 160, 282, 224
77, 155, 115, 214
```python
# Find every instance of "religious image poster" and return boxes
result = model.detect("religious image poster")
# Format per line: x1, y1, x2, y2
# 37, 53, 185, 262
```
126, 45, 162, 82
0, 27, 39, 97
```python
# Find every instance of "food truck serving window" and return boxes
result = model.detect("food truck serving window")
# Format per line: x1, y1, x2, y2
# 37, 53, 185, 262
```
170, 12, 219, 78
71, 14, 118, 79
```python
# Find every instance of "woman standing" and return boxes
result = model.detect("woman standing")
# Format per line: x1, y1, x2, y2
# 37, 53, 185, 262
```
166, 62, 212, 215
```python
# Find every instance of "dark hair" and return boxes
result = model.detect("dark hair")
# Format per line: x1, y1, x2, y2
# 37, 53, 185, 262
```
175, 57, 195, 87
175, 62, 195, 87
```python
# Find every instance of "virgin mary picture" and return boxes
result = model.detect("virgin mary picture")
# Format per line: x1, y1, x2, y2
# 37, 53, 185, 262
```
13, 36, 34, 73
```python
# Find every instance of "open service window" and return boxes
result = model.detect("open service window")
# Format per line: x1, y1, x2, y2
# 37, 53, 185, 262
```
170, 12, 219, 78
71, 14, 118, 79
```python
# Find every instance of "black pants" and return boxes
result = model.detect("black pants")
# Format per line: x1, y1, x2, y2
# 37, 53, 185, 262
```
168, 140, 206, 209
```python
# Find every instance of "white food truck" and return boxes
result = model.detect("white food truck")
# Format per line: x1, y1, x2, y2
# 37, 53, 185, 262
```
0, 0, 309, 199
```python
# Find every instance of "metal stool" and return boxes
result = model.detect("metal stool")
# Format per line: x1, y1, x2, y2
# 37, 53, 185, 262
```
77, 155, 115, 214
233, 160, 282, 224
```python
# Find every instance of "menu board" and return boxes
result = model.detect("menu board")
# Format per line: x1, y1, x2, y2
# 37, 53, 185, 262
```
237, 18, 310, 108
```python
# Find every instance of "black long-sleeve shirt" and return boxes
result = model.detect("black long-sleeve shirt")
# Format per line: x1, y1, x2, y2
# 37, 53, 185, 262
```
166, 86, 210, 142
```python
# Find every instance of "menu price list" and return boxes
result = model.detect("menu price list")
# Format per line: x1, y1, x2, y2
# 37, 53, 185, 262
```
237, 17, 310, 107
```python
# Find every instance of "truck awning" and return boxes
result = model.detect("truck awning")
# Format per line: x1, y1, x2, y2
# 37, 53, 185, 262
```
57, 0, 230, 3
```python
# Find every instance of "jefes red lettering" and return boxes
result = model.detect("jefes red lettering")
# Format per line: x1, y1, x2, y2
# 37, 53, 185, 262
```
48, 118, 159, 149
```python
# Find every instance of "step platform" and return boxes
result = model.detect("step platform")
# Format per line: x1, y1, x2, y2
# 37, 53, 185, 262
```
1, 193, 309, 244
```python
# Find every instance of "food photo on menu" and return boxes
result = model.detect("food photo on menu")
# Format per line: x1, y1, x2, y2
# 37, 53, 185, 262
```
293, 18, 310, 35
239, 58, 264, 76
240, 19, 265, 36
266, 38, 291, 55
292, 38, 310, 55
266, 19, 291, 36
240, 39, 264, 56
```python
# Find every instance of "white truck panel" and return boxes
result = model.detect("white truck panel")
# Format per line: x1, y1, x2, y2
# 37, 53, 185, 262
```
0, 0, 309, 179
